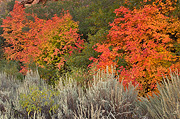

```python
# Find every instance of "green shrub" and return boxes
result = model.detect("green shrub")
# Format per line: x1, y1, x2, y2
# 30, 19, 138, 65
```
66, 28, 108, 70
0, 69, 60, 118
37, 64, 61, 86
19, 86, 59, 118
25, 1, 64, 20
0, 60, 24, 81
64, 67, 92, 89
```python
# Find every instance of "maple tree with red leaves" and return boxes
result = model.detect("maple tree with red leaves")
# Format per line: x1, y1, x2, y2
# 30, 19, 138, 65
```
1, 2, 84, 74
89, 0, 180, 96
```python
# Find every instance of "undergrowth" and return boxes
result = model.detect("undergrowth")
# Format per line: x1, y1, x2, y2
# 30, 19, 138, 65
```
0, 67, 179, 119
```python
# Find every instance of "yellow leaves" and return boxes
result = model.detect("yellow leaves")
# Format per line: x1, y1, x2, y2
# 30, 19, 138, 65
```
35, 12, 83, 70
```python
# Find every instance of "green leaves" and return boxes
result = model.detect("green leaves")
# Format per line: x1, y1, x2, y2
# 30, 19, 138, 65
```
19, 86, 59, 116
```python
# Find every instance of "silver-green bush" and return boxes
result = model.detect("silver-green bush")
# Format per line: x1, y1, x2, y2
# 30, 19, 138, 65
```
54, 66, 140, 119
138, 70, 180, 119
3, 66, 180, 118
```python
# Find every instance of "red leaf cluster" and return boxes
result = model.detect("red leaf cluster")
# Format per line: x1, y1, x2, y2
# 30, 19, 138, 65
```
90, 2, 179, 96
1, 2, 84, 74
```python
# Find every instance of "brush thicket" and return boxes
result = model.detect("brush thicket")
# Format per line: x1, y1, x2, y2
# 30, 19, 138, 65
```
0, 67, 180, 119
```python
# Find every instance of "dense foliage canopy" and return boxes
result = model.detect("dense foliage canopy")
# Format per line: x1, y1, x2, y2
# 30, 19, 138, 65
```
1, 2, 84, 74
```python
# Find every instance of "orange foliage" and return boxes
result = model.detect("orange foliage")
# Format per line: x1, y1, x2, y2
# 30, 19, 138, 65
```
1, 2, 83, 74
1, 2, 41, 73
90, 1, 179, 96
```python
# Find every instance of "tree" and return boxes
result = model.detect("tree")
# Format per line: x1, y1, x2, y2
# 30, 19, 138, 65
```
1, 2, 84, 76
1, 2, 41, 73
36, 12, 84, 71
90, 1, 179, 96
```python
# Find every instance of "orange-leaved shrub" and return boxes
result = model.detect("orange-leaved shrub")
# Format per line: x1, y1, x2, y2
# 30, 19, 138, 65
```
90, 0, 180, 96
1, 2, 84, 74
